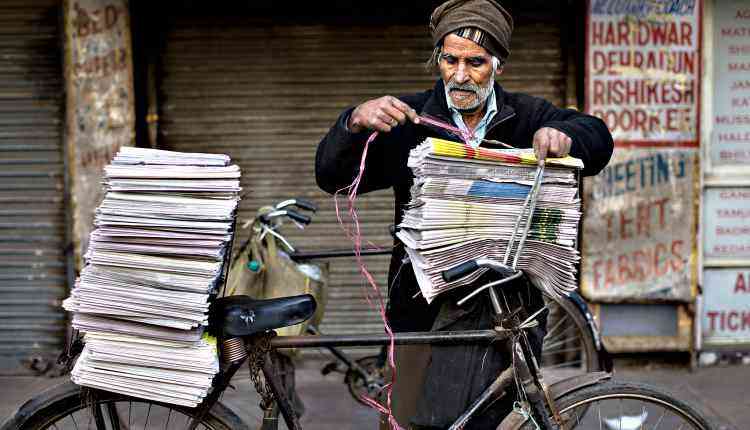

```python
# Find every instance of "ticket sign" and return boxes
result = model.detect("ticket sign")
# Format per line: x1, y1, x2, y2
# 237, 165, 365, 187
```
703, 188, 750, 261
586, 0, 701, 146
581, 148, 698, 301
702, 268, 750, 346
709, 1, 750, 167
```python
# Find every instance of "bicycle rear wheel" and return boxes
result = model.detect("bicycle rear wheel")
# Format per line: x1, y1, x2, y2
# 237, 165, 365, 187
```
2, 381, 248, 430
541, 294, 600, 378
505, 380, 714, 430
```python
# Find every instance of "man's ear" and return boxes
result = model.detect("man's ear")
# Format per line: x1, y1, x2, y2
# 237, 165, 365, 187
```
496, 66, 504, 76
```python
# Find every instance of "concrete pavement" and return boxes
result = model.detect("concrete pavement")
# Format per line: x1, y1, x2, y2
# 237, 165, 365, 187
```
2, 360, 747, 429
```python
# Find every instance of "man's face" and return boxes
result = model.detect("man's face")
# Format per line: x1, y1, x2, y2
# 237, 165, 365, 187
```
439, 34, 501, 113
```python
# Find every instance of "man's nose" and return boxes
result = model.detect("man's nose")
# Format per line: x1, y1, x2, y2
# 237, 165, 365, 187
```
454, 62, 469, 84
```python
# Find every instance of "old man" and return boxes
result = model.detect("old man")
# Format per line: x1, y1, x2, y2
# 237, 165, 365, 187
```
316, 0, 613, 427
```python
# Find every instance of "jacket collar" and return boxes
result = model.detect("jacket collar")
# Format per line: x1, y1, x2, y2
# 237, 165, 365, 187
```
419, 79, 516, 140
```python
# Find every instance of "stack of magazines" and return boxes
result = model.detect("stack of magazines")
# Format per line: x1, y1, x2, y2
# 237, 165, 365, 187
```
397, 138, 583, 303
63, 147, 241, 407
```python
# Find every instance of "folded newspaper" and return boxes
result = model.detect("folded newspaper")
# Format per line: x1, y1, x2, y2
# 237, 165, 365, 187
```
62, 147, 241, 407
397, 138, 582, 303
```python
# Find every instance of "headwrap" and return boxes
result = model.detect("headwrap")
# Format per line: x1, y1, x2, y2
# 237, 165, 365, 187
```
429, 0, 514, 60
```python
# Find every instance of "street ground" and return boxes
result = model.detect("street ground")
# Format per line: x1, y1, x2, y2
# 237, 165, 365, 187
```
1, 359, 746, 429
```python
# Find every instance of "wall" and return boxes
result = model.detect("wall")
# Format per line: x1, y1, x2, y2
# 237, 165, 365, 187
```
63, 0, 135, 266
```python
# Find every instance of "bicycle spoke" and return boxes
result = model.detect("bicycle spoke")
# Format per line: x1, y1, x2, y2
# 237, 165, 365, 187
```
541, 346, 582, 356
598, 402, 602, 430
106, 403, 122, 430
619, 398, 623, 430
70, 412, 80, 430
165, 408, 172, 430
545, 313, 570, 338
544, 325, 577, 345
640, 406, 646, 430
652, 407, 667, 430
93, 404, 107, 430
129, 401, 132, 428
543, 359, 582, 370
144, 403, 152, 429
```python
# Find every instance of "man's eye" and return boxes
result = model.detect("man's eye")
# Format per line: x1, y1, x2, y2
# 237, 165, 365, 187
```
442, 55, 457, 65
469, 58, 486, 67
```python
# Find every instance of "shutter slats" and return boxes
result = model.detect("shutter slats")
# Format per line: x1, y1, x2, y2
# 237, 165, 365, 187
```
0, 0, 65, 374
159, 12, 563, 342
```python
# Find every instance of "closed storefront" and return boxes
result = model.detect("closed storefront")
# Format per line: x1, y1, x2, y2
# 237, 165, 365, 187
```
0, 0, 68, 374
147, 1, 574, 335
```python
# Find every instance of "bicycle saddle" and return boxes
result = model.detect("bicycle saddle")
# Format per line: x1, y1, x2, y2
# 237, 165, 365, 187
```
209, 294, 317, 337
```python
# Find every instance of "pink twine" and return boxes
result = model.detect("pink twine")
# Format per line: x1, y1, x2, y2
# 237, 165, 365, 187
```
417, 114, 473, 144
332, 117, 470, 429
334, 131, 404, 430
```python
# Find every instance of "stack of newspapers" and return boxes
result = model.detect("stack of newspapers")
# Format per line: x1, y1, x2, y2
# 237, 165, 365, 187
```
63, 147, 241, 407
397, 138, 583, 303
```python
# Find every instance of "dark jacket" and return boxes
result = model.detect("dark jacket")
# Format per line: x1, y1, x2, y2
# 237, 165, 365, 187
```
316, 79, 613, 333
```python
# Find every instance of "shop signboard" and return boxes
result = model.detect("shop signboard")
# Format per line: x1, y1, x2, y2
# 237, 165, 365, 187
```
702, 268, 750, 346
583, 1, 702, 301
586, 0, 702, 147
708, 0, 750, 169
703, 187, 750, 262
581, 148, 698, 301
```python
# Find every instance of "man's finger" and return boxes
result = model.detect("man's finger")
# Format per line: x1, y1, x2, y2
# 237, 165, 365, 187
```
534, 131, 549, 162
382, 105, 407, 125
369, 116, 392, 133
549, 134, 560, 156
537, 142, 548, 162
389, 97, 419, 123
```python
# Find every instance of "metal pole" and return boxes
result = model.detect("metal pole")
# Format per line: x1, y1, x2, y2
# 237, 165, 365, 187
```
269, 330, 504, 349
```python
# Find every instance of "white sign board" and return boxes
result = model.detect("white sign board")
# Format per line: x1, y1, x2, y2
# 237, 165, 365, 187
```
709, 1, 750, 167
586, 0, 701, 147
703, 188, 750, 261
702, 268, 750, 346
581, 148, 698, 301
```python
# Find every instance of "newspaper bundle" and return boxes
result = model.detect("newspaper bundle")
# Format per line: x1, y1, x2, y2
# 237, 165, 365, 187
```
397, 138, 583, 303
62, 147, 241, 407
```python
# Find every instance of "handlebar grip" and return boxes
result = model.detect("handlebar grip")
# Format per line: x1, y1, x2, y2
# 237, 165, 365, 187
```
442, 260, 479, 283
295, 198, 318, 213
388, 224, 398, 239
286, 209, 312, 225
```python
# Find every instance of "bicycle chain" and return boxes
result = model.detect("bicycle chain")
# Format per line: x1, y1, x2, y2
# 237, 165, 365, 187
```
248, 331, 276, 411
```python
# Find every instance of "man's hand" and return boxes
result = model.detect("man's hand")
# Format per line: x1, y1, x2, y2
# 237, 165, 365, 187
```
348, 96, 419, 133
533, 127, 572, 163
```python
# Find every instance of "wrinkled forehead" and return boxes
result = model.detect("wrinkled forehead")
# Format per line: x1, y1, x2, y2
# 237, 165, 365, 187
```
441, 33, 492, 58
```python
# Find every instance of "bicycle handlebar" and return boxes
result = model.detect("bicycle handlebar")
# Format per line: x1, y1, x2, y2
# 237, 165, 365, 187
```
260, 209, 311, 225
285, 209, 311, 225
442, 260, 478, 282
442, 258, 520, 283
274, 198, 318, 213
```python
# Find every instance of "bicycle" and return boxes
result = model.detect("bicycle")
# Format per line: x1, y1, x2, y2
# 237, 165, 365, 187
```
248, 198, 610, 403
4, 175, 713, 429
2, 255, 713, 429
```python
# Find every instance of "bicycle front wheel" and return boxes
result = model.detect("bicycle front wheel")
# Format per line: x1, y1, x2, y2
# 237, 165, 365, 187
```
506, 379, 714, 430
2, 381, 248, 430
541, 294, 600, 377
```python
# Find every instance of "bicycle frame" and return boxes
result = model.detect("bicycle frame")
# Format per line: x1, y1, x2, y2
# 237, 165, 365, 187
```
242, 319, 553, 430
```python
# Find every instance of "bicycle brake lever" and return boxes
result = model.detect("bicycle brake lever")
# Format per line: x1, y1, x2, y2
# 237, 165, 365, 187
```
455, 271, 524, 307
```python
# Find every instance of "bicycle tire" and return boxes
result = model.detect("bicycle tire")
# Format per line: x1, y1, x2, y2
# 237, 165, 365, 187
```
503, 379, 714, 430
2, 381, 249, 430
541, 294, 600, 377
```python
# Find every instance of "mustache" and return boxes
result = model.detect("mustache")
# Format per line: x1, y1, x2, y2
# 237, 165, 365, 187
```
447, 81, 481, 93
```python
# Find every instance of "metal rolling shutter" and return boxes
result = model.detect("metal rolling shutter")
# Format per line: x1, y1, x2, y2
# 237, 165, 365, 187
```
0, 0, 67, 374
158, 11, 564, 337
